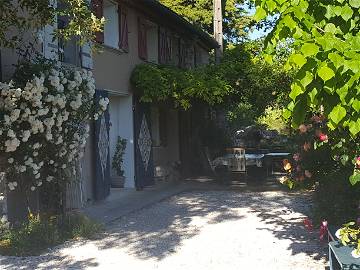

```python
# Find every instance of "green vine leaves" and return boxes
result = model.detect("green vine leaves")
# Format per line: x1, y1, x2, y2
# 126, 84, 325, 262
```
254, 0, 360, 184
130, 64, 232, 110
254, 0, 360, 138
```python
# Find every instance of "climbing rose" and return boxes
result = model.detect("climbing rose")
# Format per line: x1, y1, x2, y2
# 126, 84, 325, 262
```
303, 142, 311, 152
299, 124, 307, 133
293, 153, 301, 162
319, 133, 328, 142
356, 157, 360, 169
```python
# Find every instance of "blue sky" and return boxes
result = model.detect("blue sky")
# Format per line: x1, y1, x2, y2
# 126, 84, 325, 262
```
244, 4, 271, 40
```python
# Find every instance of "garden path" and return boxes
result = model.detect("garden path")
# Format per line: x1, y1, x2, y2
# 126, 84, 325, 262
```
0, 183, 328, 269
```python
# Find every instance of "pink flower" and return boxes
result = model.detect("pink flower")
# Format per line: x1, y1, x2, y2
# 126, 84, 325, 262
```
296, 165, 302, 172
319, 133, 328, 142
311, 115, 325, 123
304, 170, 312, 178
303, 218, 313, 231
303, 142, 311, 152
293, 153, 301, 162
299, 124, 308, 133
356, 157, 360, 169
319, 220, 328, 241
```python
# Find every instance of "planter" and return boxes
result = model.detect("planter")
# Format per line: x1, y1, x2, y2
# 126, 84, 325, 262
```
111, 175, 125, 188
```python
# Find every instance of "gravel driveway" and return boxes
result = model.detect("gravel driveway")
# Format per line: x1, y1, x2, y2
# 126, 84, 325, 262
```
0, 190, 327, 269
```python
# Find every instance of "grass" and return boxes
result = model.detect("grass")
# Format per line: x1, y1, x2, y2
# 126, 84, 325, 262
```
0, 212, 103, 256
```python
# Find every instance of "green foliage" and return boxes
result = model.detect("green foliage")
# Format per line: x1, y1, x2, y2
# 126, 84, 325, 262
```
159, 0, 253, 41
254, 0, 360, 183
112, 137, 127, 177
0, 213, 102, 256
131, 64, 233, 110
257, 105, 288, 134
221, 41, 292, 128
0, 0, 104, 48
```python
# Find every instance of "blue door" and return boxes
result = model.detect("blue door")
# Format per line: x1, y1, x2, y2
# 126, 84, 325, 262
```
133, 95, 154, 189
94, 90, 111, 200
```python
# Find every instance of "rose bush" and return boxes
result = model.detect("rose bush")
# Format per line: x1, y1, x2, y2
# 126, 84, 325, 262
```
0, 58, 108, 193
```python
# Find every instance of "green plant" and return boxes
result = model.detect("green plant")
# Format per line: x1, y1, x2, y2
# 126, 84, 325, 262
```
254, 0, 360, 184
112, 137, 127, 177
0, 213, 102, 256
0, 58, 108, 194
0, 0, 104, 48
257, 105, 288, 134
131, 64, 232, 110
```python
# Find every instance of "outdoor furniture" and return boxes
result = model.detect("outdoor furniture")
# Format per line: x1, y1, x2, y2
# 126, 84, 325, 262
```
228, 148, 246, 172
212, 150, 264, 173
264, 152, 291, 176
329, 241, 360, 270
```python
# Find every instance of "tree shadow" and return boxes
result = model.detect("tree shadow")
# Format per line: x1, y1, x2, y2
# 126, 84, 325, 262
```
95, 192, 246, 260
94, 189, 326, 265
0, 253, 99, 269
0, 188, 327, 268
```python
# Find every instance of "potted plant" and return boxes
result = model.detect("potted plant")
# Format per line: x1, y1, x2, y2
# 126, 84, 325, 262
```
111, 137, 127, 188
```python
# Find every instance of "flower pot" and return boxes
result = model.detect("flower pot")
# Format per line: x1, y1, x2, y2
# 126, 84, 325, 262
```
111, 175, 125, 188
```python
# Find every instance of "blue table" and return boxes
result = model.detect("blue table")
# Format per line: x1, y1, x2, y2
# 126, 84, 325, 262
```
329, 241, 360, 270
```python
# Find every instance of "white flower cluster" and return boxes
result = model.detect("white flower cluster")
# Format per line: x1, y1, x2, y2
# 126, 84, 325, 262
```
0, 65, 108, 191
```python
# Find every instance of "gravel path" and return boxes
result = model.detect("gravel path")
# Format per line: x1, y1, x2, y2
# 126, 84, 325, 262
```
0, 190, 327, 269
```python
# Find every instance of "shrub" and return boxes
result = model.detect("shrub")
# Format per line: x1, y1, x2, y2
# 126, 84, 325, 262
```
0, 213, 103, 256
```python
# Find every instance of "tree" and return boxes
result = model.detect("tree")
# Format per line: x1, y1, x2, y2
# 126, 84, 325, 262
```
0, 0, 103, 48
253, 0, 360, 183
159, 0, 253, 42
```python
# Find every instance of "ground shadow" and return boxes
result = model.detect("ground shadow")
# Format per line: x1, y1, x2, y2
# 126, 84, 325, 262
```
1, 178, 327, 268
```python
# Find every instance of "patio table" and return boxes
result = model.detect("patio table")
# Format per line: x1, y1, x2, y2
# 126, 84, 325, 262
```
329, 241, 360, 270
212, 153, 264, 171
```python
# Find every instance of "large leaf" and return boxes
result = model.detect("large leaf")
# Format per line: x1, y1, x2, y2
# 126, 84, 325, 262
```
292, 97, 307, 127
350, 171, 360, 186
329, 105, 347, 124
254, 7, 267, 21
301, 43, 319, 57
349, 0, 360, 8
318, 65, 335, 81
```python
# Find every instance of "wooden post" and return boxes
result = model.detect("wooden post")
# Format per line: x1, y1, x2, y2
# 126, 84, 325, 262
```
214, 0, 223, 63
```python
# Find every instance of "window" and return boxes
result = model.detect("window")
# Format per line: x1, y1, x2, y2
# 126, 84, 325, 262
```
138, 18, 158, 62
58, 18, 78, 65
103, 0, 119, 49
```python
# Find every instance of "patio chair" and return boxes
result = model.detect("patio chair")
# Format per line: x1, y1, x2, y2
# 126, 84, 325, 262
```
228, 148, 246, 173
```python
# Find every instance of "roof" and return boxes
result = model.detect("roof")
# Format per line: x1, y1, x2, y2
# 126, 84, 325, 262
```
134, 0, 219, 49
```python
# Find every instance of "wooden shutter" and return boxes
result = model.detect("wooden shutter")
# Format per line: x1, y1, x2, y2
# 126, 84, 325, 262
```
119, 6, 129, 51
158, 27, 166, 64
92, 0, 104, 44
165, 32, 172, 62
44, 0, 58, 60
81, 42, 93, 69
179, 39, 186, 68
138, 18, 147, 60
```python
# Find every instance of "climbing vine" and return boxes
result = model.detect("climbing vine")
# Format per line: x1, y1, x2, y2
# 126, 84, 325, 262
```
131, 64, 232, 110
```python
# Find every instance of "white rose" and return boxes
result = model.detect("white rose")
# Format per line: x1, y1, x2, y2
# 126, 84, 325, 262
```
7, 158, 14, 164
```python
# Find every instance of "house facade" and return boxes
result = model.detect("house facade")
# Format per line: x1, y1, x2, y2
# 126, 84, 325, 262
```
0, 0, 218, 220
84, 0, 218, 204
